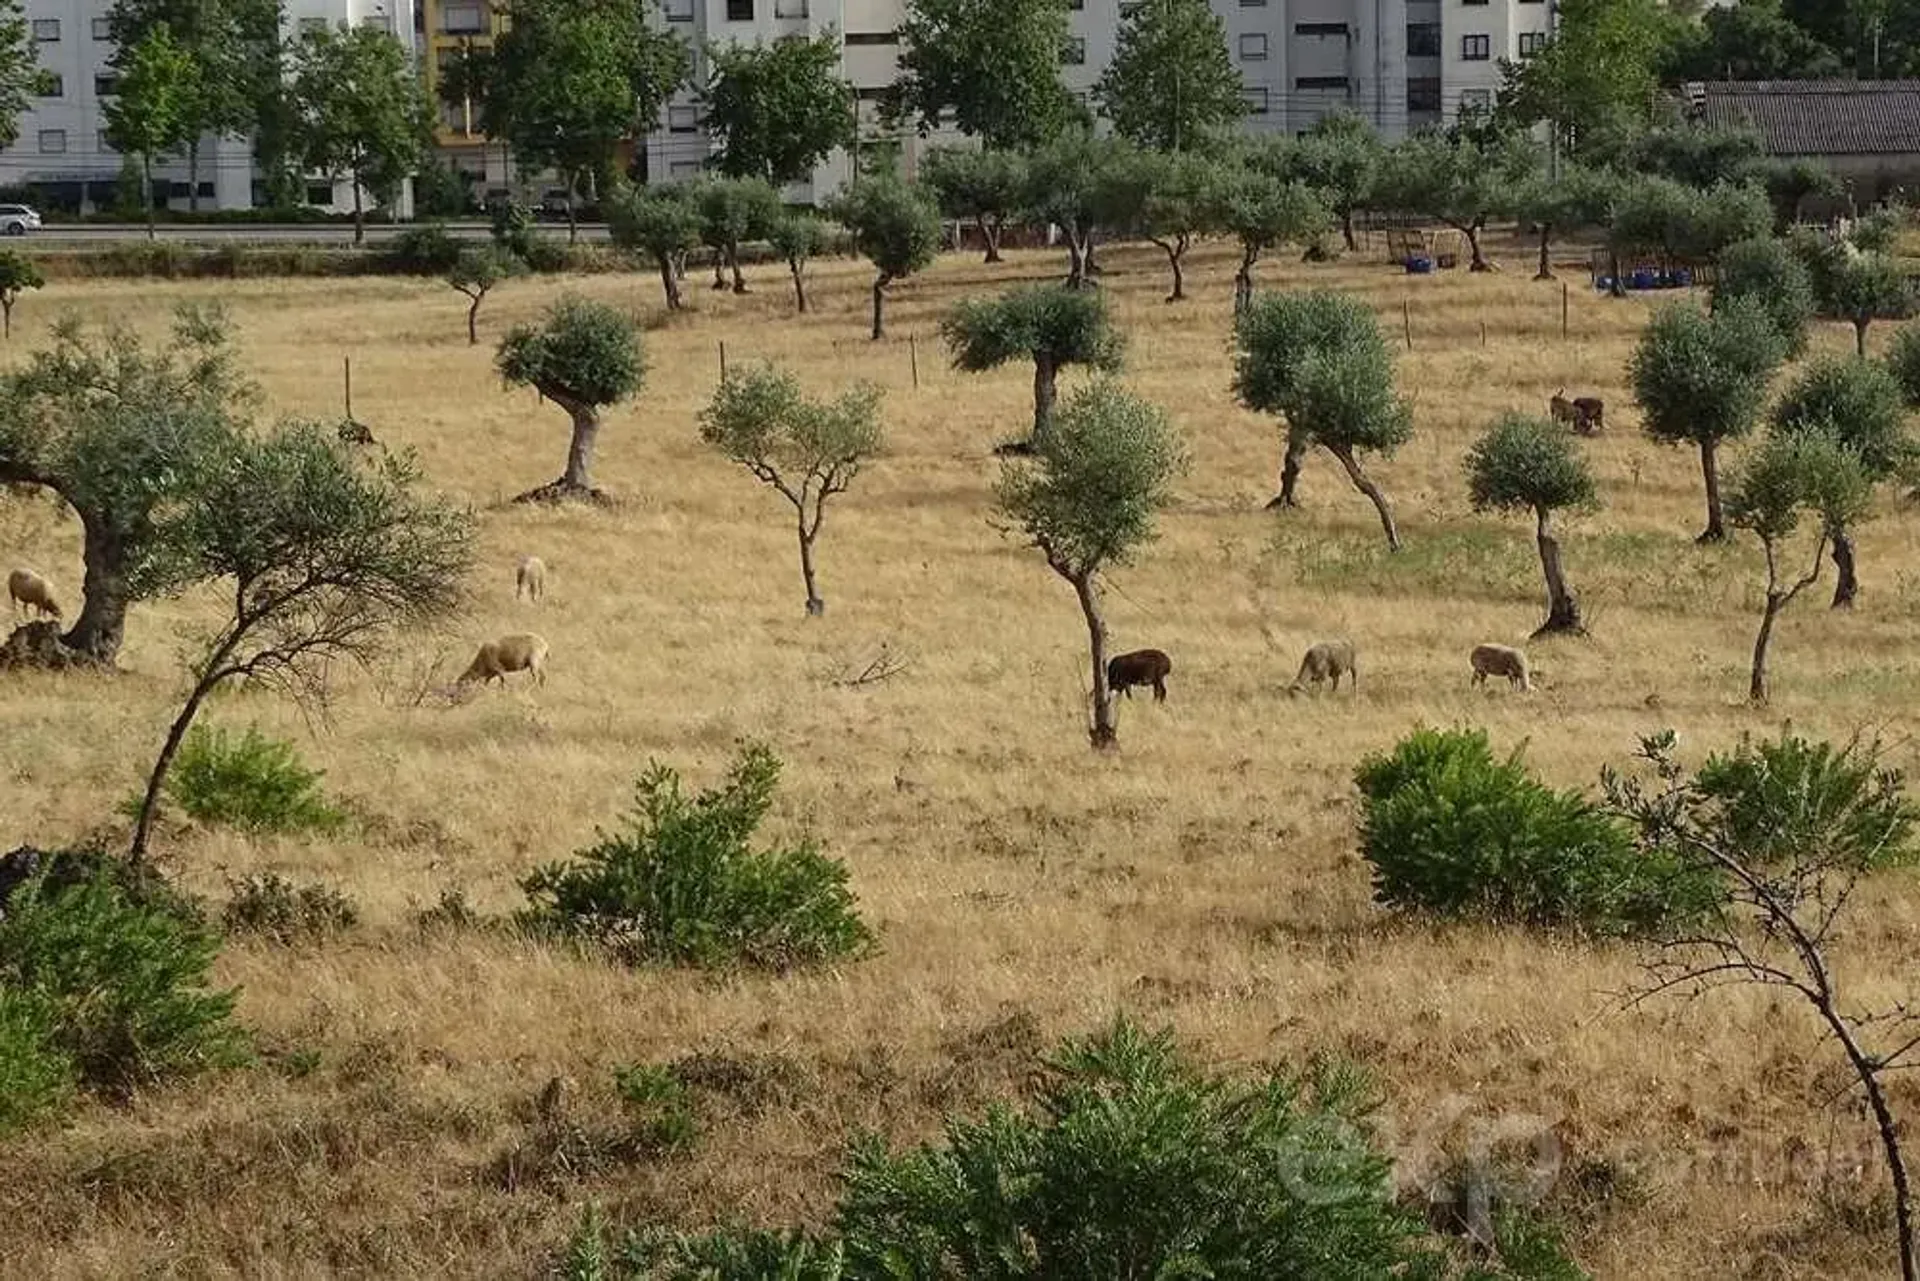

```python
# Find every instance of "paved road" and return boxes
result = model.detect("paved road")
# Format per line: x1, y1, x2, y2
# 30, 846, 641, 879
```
21, 221, 613, 246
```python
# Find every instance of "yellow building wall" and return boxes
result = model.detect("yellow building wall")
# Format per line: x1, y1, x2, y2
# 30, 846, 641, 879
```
420, 0, 509, 151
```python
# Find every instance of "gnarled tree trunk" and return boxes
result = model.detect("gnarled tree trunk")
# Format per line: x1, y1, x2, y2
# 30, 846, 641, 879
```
1750, 590, 1783, 704
1832, 525, 1859, 608
729, 246, 747, 294
63, 515, 131, 664
1148, 233, 1189, 302
870, 270, 892, 340
1267, 424, 1310, 510
788, 258, 807, 314
1032, 352, 1057, 446
1465, 221, 1491, 272
1069, 567, 1116, 750
979, 213, 1003, 264
1534, 506, 1582, 635
657, 254, 683, 310
1234, 245, 1258, 316
797, 508, 823, 617
1698, 438, 1727, 543
1328, 443, 1401, 551
1535, 223, 1554, 281
1341, 207, 1357, 252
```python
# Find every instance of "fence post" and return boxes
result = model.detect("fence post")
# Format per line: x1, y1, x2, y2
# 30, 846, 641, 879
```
1403, 299, 1413, 351
1562, 280, 1570, 339
719, 340, 727, 380
1480, 320, 1487, 348
343, 355, 352, 421
909, 333, 920, 388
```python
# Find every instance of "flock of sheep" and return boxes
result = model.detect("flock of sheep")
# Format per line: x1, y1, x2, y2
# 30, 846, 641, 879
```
1103, 637, 1533, 708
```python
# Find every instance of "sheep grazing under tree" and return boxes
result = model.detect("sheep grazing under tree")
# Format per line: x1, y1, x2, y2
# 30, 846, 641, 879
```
1107, 649, 1172, 702
1288, 639, 1357, 695
515, 555, 546, 602
7, 568, 60, 619
1469, 643, 1533, 692
457, 633, 549, 689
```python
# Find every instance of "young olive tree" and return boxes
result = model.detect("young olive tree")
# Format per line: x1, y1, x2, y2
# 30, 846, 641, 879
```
919, 144, 1027, 264
1235, 290, 1411, 546
1516, 163, 1612, 282
941, 285, 1124, 453
447, 247, 521, 345
768, 212, 824, 315
1725, 431, 1870, 704
828, 175, 942, 341
1889, 324, 1920, 409
1139, 149, 1216, 303
1629, 297, 1788, 542
1211, 161, 1330, 315
1375, 127, 1535, 272
1769, 356, 1913, 608
607, 183, 701, 312
0, 248, 43, 338
1713, 236, 1816, 356
1465, 414, 1598, 635
693, 176, 782, 295
129, 427, 474, 863
996, 381, 1186, 749
1288, 108, 1383, 254
698, 364, 883, 617
496, 296, 644, 503
1825, 251, 1913, 356
1606, 730, 1920, 1281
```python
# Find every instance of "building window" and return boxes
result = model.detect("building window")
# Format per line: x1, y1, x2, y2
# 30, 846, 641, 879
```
845, 31, 895, 44
669, 161, 702, 179
1463, 0, 1489, 5
1063, 36, 1085, 65
1461, 34, 1490, 60
38, 74, 61, 97
1460, 88, 1492, 116
94, 72, 120, 96
306, 183, 333, 205
1518, 31, 1549, 56
30, 18, 58, 41
1242, 87, 1269, 114
442, 4, 485, 34
661, 0, 694, 19
1407, 77, 1441, 112
91, 17, 111, 40
726, 0, 753, 19
1407, 22, 1440, 57
37, 129, 65, 153
1239, 33, 1267, 60
1240, 0, 1266, 7
1296, 76, 1349, 91
774, 0, 809, 16
667, 105, 698, 133
1295, 22, 1348, 37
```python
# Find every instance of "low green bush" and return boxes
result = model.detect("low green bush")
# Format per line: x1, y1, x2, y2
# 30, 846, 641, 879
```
0, 987, 75, 1136
1356, 727, 1716, 935
612, 1063, 699, 1155
222, 873, 359, 944
519, 743, 871, 970
388, 222, 463, 275
159, 725, 345, 835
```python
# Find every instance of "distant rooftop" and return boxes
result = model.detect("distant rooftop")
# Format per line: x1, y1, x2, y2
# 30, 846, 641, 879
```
1693, 80, 1920, 156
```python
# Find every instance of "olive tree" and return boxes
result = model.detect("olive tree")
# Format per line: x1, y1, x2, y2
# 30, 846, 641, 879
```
0, 248, 42, 338
1712, 236, 1816, 356
1725, 431, 1870, 704
1629, 297, 1788, 542
942, 285, 1124, 453
1888, 324, 1920, 409
1139, 149, 1216, 303
828, 176, 942, 341
496, 296, 645, 503
1517, 164, 1612, 282
919, 145, 1026, 264
768, 212, 825, 315
607, 183, 701, 312
447, 247, 521, 345
0, 306, 251, 666
693, 176, 782, 295
995, 381, 1186, 750
698, 363, 883, 617
1374, 127, 1535, 272
1769, 356, 1913, 608
1825, 251, 1912, 356
1465, 414, 1598, 636
1235, 291, 1411, 547
1211, 163, 1329, 316
1288, 109, 1382, 254
128, 427, 473, 862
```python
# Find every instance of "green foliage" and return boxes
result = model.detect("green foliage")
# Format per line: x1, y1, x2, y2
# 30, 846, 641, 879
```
1726, 429, 1872, 546
1355, 728, 1714, 935
942, 285, 1123, 378
919, 145, 1026, 235
1495, 0, 1682, 156
1884, 323, 1920, 409
1662, 0, 1844, 82
412, 159, 475, 217
102, 23, 199, 223
1753, 157, 1843, 231
1209, 160, 1332, 269
222, 873, 359, 944
1375, 128, 1537, 252
1821, 250, 1913, 341
491, 196, 537, 258
1234, 290, 1410, 456
158, 724, 345, 833
1466, 414, 1599, 516
519, 743, 872, 970
827, 174, 942, 281
691, 176, 783, 271
889, 0, 1076, 151
768, 212, 825, 270
995, 380, 1187, 580
0, 0, 44, 150
1713, 236, 1815, 355
1626, 123, 1766, 191
1607, 177, 1772, 263
285, 24, 435, 225
1685, 734, 1918, 874
1093, 0, 1245, 152
700, 32, 853, 184
699, 362, 884, 485
1289, 110, 1384, 240
1769, 355, 1912, 480
0, 865, 243, 1095
612, 1063, 700, 1155
608, 183, 700, 258
621, 1227, 845, 1280
497, 296, 645, 409
388, 221, 463, 275
448, 244, 521, 295
1629, 297, 1788, 450
0, 988, 75, 1136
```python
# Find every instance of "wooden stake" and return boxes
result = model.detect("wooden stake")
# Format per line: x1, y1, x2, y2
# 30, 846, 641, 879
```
719, 340, 727, 380
1562, 280, 1570, 338
1402, 299, 1413, 350
1480, 320, 1487, 347
909, 333, 919, 388
343, 355, 352, 420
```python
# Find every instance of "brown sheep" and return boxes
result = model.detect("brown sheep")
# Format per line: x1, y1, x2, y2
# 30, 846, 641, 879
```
7, 568, 61, 621
1107, 649, 1171, 702
1572, 396, 1604, 435
1549, 390, 1577, 428
1288, 638, 1358, 695
515, 555, 547, 603
457, 633, 549, 688
1470, 642, 1532, 692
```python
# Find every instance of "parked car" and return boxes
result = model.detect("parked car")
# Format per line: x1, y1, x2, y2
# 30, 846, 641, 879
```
0, 204, 41, 235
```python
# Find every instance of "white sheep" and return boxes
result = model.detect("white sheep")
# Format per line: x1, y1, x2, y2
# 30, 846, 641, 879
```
1470, 642, 1532, 692
1288, 638, 1358, 695
515, 555, 546, 603
456, 632, 549, 688
7, 568, 61, 621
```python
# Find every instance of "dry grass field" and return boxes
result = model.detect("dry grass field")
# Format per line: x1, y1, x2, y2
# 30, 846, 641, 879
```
3, 233, 1919, 1279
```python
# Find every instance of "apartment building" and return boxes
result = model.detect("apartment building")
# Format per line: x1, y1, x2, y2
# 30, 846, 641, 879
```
0, 0, 417, 212
419, 0, 508, 187
1442, 0, 1554, 122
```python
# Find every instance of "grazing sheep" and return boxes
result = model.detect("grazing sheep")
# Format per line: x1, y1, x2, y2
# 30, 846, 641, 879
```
1470, 642, 1532, 692
1288, 638, 1358, 695
457, 632, 548, 688
1549, 391, 1577, 428
1107, 648, 1172, 702
1572, 396, 1604, 436
515, 555, 546, 603
7, 568, 61, 620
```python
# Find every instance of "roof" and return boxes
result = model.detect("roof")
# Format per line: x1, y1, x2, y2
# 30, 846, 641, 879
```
1695, 80, 1920, 156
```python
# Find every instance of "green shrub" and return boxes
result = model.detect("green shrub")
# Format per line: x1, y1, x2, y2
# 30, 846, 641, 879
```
1682, 733, 1917, 873
413, 885, 484, 933
620, 1226, 844, 1280
222, 873, 359, 944
389, 222, 463, 275
520, 236, 572, 273
160, 725, 345, 835
0, 988, 75, 1135
612, 1063, 699, 1155
1355, 728, 1715, 935
1712, 236, 1815, 355
519, 743, 871, 970
1886, 324, 1920, 410
0, 866, 244, 1095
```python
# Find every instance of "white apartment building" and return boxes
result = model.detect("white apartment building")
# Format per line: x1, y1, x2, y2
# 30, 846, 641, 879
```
0, 0, 417, 213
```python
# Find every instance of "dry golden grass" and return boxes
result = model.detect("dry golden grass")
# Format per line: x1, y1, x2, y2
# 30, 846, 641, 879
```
3, 236, 1920, 1279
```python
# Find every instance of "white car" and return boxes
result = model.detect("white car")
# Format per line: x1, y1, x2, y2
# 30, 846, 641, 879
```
0, 204, 40, 235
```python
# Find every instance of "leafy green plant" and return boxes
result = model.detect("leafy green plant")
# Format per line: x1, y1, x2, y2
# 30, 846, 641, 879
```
222, 873, 359, 944
0, 988, 75, 1136
1712, 236, 1815, 355
1355, 727, 1715, 935
519, 743, 871, 970
1680, 734, 1917, 873
155, 725, 345, 835
613, 1063, 700, 1155
388, 222, 463, 275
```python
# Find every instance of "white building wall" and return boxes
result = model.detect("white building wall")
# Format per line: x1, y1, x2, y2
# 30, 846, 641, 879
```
1442, 0, 1552, 121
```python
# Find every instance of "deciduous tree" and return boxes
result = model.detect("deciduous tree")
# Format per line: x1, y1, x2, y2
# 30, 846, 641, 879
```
1466, 414, 1599, 635
496, 297, 645, 503
1287, 109, 1382, 253
889, 0, 1074, 151
1092, 0, 1244, 153
102, 24, 198, 240
700, 31, 853, 185
285, 24, 434, 245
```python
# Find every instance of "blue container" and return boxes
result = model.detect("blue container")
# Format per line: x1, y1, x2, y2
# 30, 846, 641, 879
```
1630, 268, 1658, 290
1670, 268, 1693, 288
1405, 256, 1434, 274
